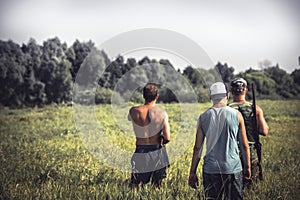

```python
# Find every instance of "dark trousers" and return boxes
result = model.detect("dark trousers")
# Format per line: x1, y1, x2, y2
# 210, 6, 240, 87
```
203, 172, 243, 200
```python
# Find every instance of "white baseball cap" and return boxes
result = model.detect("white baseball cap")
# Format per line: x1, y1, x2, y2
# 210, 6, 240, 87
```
210, 82, 228, 100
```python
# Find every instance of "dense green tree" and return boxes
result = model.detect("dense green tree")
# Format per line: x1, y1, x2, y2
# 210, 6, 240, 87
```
21, 38, 46, 105
182, 66, 222, 102
158, 87, 178, 103
155, 60, 178, 103
70, 40, 96, 81
183, 66, 203, 86
236, 69, 277, 99
1, 37, 300, 106
40, 37, 73, 103
99, 55, 124, 89
291, 69, 300, 85
138, 56, 151, 65
291, 69, 300, 98
74, 49, 107, 88
0, 40, 26, 106
264, 66, 297, 98
123, 58, 137, 73
215, 62, 235, 83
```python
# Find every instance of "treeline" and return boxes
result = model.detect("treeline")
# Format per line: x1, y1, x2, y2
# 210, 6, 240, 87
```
0, 37, 299, 107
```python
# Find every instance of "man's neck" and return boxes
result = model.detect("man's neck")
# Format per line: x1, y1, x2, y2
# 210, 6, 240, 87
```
233, 96, 246, 103
213, 102, 227, 108
212, 99, 227, 108
144, 100, 156, 107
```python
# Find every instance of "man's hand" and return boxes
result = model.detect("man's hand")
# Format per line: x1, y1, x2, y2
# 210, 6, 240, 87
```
188, 173, 198, 189
244, 167, 251, 180
159, 135, 169, 145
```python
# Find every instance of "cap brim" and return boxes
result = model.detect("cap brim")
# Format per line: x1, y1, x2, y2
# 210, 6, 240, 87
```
210, 93, 227, 100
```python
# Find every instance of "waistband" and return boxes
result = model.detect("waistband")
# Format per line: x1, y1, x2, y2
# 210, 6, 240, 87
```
136, 144, 162, 150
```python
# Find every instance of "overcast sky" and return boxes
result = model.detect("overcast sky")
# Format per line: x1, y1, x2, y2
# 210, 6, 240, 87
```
0, 0, 299, 73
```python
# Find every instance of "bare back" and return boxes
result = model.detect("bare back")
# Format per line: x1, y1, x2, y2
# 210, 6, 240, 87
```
128, 105, 167, 145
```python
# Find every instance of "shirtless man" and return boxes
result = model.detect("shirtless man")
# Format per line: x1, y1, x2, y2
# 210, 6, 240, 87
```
128, 84, 171, 188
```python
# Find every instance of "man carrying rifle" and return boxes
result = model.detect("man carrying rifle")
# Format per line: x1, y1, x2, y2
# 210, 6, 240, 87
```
229, 78, 269, 187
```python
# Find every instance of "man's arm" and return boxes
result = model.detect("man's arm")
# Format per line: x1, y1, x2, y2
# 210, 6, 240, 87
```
256, 105, 269, 136
128, 111, 132, 121
161, 113, 171, 144
128, 107, 136, 121
238, 111, 251, 179
188, 119, 205, 189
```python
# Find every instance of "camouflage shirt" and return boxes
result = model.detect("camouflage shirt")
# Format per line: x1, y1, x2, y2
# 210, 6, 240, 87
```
229, 102, 256, 144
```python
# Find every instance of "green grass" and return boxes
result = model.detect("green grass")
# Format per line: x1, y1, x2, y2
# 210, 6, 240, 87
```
0, 100, 299, 199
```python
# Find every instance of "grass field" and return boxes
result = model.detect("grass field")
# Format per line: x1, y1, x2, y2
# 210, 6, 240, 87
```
0, 100, 299, 199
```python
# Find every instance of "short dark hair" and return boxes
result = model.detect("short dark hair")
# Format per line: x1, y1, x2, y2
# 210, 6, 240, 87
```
230, 78, 247, 94
143, 84, 158, 102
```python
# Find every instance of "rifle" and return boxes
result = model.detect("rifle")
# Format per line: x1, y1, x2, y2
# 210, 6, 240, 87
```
251, 83, 263, 180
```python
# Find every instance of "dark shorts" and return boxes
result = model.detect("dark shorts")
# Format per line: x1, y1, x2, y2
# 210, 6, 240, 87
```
203, 172, 243, 200
130, 144, 169, 185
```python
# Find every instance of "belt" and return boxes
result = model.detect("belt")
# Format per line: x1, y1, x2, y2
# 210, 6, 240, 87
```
136, 144, 162, 149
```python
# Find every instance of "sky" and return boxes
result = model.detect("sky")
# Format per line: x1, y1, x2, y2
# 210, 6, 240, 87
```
0, 0, 299, 73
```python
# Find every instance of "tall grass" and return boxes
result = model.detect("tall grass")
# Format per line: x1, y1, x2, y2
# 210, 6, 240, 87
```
0, 100, 299, 199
